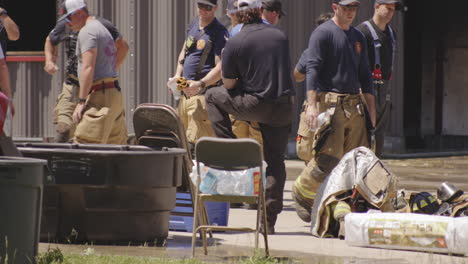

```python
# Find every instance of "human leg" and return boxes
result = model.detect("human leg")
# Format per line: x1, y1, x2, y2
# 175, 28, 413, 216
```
260, 123, 290, 232
53, 82, 78, 142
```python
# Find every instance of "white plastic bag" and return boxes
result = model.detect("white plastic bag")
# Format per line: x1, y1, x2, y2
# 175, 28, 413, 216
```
190, 161, 267, 195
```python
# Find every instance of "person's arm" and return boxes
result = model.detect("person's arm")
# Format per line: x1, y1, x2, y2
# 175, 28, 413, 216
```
358, 31, 376, 126
44, 36, 59, 75
0, 8, 19, 41
173, 42, 186, 79
185, 55, 222, 96
73, 48, 96, 123
0, 59, 11, 98
0, 58, 14, 115
294, 68, 306, 83
305, 31, 325, 128
294, 49, 308, 83
363, 93, 376, 127
114, 37, 129, 71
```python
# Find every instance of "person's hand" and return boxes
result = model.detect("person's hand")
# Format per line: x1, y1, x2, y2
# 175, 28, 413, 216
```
72, 103, 86, 124
305, 105, 319, 130
183, 80, 202, 97
44, 61, 58, 75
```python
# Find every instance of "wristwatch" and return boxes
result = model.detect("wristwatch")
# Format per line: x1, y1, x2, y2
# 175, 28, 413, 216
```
77, 98, 86, 104
199, 80, 207, 94
199, 80, 206, 89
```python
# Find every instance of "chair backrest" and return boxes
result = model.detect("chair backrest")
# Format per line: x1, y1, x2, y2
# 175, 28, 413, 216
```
195, 137, 263, 171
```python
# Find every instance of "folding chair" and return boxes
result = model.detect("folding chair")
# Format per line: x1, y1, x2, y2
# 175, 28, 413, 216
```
191, 137, 269, 257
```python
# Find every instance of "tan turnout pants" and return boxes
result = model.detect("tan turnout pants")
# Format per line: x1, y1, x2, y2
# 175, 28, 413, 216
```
293, 92, 369, 203
178, 94, 215, 144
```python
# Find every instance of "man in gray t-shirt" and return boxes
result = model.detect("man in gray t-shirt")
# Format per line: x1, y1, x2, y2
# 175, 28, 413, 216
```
60, 0, 127, 144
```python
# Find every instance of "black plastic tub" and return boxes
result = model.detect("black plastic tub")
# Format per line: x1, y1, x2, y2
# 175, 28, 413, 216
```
16, 143, 186, 245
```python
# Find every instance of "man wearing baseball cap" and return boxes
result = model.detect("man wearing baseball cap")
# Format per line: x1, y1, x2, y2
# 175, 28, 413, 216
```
261, 0, 285, 25
168, 0, 228, 147
62, 0, 128, 144
356, 0, 401, 157
45, 1, 129, 143
205, 0, 294, 234
291, 0, 376, 224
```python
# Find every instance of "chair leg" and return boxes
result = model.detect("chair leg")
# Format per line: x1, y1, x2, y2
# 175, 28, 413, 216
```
261, 189, 269, 256
202, 228, 208, 255
255, 198, 260, 250
191, 191, 200, 257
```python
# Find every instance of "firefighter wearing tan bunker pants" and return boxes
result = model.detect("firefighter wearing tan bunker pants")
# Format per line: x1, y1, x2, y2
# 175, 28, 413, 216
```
168, 0, 228, 145
291, 0, 376, 223
62, 0, 128, 144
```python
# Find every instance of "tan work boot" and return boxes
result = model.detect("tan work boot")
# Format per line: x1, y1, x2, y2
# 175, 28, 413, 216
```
291, 185, 314, 223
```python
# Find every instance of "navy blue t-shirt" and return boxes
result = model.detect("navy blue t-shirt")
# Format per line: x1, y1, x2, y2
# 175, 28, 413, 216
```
306, 20, 373, 95
222, 23, 294, 100
183, 18, 228, 81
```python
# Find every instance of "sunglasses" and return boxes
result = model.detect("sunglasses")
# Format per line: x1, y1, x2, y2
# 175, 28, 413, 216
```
197, 3, 213, 11
339, 4, 359, 11
64, 10, 78, 23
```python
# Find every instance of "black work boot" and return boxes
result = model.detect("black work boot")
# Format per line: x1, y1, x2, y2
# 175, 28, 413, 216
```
291, 185, 314, 223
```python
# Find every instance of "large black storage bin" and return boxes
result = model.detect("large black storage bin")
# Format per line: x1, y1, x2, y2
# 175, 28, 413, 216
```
0, 157, 46, 264
16, 143, 185, 244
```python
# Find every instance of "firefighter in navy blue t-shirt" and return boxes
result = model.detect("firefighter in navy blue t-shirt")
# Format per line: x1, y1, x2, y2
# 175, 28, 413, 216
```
356, 0, 401, 157
168, 0, 228, 147
291, 0, 376, 224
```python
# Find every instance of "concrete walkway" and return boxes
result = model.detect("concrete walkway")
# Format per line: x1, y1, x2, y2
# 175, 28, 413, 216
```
39, 158, 468, 263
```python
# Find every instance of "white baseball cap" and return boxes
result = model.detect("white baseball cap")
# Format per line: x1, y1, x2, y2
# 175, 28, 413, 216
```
58, 0, 87, 22
237, 0, 262, 11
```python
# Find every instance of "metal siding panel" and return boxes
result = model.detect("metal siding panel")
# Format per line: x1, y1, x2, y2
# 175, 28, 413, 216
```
10, 0, 405, 140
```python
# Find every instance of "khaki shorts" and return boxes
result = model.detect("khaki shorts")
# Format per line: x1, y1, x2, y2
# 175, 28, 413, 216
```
73, 88, 127, 144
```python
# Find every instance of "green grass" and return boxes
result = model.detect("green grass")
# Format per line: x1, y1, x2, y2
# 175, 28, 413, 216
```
36, 248, 299, 264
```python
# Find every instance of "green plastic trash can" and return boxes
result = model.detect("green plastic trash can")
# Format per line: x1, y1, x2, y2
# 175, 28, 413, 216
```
0, 157, 46, 264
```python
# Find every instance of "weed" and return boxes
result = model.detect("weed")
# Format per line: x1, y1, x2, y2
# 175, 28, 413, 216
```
36, 247, 64, 264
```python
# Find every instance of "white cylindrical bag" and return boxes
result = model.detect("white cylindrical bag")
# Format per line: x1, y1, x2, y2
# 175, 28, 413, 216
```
345, 212, 468, 255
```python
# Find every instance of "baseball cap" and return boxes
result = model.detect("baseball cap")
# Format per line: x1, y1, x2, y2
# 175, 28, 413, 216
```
227, 0, 239, 14
197, 0, 217, 6
58, 0, 87, 22
237, 0, 262, 11
376, 0, 402, 10
333, 0, 360, 5
262, 0, 286, 16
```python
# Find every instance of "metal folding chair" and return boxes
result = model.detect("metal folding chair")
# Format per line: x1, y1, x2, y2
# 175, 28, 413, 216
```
191, 137, 269, 257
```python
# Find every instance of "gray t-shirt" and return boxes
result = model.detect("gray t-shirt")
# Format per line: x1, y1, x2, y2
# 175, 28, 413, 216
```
77, 19, 117, 81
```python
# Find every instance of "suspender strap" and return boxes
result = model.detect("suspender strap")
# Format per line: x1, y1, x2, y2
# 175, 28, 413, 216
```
388, 25, 396, 76
363, 21, 396, 80
363, 21, 381, 69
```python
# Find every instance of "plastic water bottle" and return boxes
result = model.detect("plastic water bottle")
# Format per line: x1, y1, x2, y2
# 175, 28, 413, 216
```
311, 111, 330, 132
216, 170, 236, 195
199, 168, 218, 194
167, 78, 181, 100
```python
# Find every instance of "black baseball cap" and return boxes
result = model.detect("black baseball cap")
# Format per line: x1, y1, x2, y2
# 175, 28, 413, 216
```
262, 0, 286, 16
197, 0, 217, 6
333, 0, 360, 5
376, 0, 402, 10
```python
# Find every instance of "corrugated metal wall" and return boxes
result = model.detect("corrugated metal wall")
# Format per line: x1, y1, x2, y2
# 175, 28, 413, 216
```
10, 0, 405, 141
